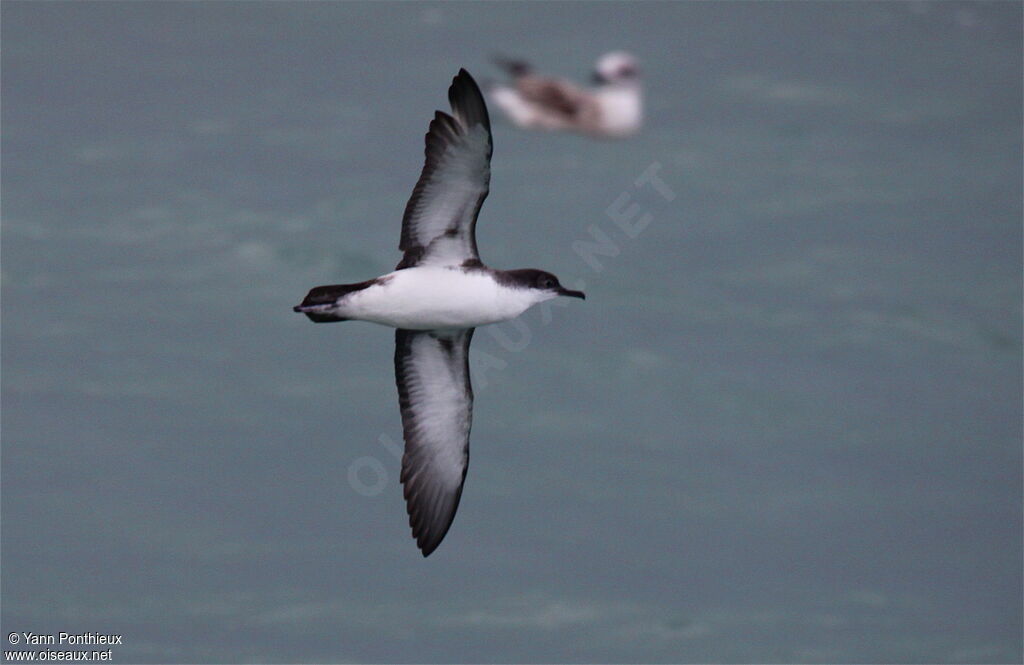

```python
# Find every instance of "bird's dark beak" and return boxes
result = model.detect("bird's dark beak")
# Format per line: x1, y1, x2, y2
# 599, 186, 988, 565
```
558, 287, 586, 300
591, 71, 605, 85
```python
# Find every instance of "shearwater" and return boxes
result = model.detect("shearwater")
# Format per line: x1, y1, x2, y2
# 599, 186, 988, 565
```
294, 69, 585, 557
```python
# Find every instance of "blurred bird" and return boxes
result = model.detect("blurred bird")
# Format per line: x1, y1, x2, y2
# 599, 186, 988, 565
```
489, 51, 643, 137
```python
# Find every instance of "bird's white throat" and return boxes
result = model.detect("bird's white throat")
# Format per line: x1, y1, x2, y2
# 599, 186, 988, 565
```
595, 85, 643, 136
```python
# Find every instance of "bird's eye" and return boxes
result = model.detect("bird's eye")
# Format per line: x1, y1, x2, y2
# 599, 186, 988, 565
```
537, 275, 554, 289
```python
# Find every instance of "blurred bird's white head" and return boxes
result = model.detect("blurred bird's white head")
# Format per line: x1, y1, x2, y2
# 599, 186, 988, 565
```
593, 51, 641, 86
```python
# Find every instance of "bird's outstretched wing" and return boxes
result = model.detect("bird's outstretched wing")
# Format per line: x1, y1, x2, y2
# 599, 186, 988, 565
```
394, 328, 475, 556
397, 70, 492, 270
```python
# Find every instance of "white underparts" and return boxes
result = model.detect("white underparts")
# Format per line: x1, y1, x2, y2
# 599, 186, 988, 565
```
332, 267, 553, 330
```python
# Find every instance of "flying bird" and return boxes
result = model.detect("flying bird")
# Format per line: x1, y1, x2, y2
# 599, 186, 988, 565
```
489, 51, 643, 137
294, 70, 585, 556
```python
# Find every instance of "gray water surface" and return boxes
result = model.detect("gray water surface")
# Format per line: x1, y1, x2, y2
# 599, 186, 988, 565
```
2, 2, 1021, 663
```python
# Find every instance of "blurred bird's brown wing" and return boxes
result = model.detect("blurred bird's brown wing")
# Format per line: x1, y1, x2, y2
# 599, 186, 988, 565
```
516, 76, 595, 120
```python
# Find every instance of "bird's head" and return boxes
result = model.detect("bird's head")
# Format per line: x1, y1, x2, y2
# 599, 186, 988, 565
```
502, 269, 586, 301
592, 51, 641, 86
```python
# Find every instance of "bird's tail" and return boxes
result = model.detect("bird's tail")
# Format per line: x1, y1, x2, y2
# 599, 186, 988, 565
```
293, 307, 349, 323
492, 55, 532, 78
292, 280, 377, 323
